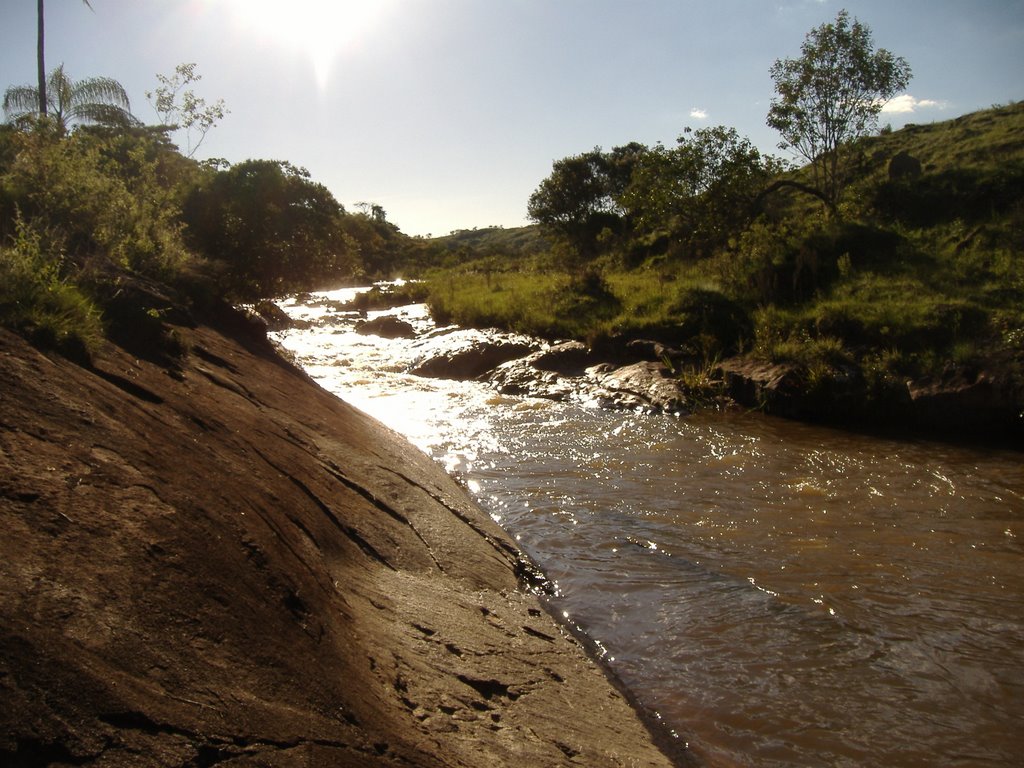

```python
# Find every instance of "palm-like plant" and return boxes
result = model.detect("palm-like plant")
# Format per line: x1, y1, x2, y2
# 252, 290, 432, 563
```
37, 0, 94, 117
4, 64, 139, 133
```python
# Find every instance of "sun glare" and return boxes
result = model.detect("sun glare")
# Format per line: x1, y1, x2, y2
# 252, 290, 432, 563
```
223, 0, 390, 89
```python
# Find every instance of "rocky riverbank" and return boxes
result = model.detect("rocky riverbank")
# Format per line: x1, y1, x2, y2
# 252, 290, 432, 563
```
401, 323, 1023, 444
0, 301, 687, 767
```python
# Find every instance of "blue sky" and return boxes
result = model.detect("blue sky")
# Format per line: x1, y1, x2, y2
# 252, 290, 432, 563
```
2, 0, 1022, 236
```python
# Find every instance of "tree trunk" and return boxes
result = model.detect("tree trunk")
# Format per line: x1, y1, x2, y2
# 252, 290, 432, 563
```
37, 0, 46, 116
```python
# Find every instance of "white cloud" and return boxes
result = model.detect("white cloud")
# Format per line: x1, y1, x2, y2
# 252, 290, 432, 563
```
881, 95, 945, 114
690, 108, 709, 120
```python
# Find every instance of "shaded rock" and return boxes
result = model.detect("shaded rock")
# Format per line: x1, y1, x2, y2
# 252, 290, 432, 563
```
888, 150, 922, 181
720, 355, 1024, 441
0, 312, 684, 767
252, 299, 305, 331
718, 358, 805, 417
626, 339, 684, 364
908, 368, 1024, 437
410, 338, 537, 380
530, 341, 595, 374
356, 315, 418, 339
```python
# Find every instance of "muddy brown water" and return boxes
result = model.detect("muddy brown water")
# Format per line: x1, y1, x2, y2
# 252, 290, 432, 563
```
274, 288, 1024, 767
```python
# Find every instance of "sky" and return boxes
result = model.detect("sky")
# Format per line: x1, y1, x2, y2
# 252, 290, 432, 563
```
1, 0, 1022, 237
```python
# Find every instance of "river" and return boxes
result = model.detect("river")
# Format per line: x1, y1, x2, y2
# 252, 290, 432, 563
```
271, 286, 1024, 768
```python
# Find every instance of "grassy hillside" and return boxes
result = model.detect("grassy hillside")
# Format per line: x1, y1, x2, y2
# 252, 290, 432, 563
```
433, 225, 548, 256
423, 103, 1024, 424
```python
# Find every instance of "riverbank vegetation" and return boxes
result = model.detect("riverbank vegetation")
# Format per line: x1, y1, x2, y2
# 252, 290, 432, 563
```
419, 101, 1023, 425
0, 65, 412, 362
411, 14, 1021, 431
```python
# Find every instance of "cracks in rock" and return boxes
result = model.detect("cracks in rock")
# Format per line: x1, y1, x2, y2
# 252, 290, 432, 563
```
194, 365, 257, 403
92, 368, 165, 405
381, 468, 521, 561
251, 447, 396, 572
522, 626, 557, 643
191, 345, 239, 374
321, 460, 408, 526
556, 741, 581, 759
322, 459, 449, 576
384, 466, 559, 594
96, 710, 363, 767
514, 554, 558, 596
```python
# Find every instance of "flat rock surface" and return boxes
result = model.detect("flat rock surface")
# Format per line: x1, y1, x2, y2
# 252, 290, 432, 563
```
0, 310, 684, 767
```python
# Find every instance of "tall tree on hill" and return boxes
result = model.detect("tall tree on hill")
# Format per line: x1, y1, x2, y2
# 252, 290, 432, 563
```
767, 9, 911, 213
37, 0, 95, 118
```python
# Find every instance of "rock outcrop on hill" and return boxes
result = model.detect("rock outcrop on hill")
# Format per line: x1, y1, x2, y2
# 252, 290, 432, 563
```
0, 305, 684, 767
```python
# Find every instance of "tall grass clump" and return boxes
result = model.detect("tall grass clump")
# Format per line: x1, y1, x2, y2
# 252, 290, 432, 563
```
0, 216, 103, 361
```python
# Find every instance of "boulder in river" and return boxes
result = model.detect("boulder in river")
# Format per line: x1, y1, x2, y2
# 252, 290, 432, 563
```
356, 314, 418, 339
588, 361, 690, 414
487, 344, 692, 413
487, 342, 595, 400
715, 358, 806, 418
409, 336, 537, 380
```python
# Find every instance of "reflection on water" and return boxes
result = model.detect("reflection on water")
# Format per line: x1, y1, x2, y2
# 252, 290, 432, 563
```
274, 288, 1024, 768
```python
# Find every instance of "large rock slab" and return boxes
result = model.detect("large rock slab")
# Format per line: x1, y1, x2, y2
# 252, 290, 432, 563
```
0, 308, 684, 767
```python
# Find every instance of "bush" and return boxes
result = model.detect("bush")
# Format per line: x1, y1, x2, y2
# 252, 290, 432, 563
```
2, 126, 194, 280
0, 218, 103, 362
666, 286, 752, 355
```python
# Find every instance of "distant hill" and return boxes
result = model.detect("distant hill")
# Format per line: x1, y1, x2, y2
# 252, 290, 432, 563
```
428, 225, 548, 258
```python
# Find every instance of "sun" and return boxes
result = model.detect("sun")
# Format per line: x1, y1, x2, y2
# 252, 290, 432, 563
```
223, 0, 391, 88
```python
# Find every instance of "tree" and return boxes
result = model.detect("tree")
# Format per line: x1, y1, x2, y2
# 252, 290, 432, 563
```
182, 159, 355, 297
146, 63, 228, 157
622, 126, 782, 257
4, 64, 138, 134
767, 9, 911, 212
36, 0, 94, 118
527, 145, 644, 264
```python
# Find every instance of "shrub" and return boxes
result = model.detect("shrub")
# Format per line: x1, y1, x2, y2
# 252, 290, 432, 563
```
0, 217, 102, 362
666, 286, 752, 355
